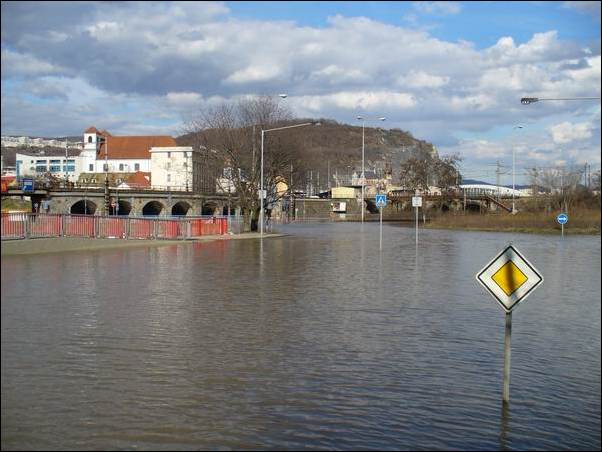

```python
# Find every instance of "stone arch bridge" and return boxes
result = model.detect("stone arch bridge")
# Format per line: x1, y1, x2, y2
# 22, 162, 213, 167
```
3, 188, 238, 217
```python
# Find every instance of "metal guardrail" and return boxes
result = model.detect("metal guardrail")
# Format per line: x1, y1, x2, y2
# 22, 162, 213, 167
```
1, 213, 229, 241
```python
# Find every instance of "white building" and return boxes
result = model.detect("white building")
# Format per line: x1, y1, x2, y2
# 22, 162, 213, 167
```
150, 146, 200, 191
80, 126, 177, 175
15, 150, 81, 181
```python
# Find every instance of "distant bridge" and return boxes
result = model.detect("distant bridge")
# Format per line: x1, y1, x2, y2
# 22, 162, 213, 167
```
374, 192, 514, 213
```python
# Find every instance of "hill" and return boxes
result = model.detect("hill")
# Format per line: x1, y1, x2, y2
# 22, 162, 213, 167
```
177, 118, 437, 185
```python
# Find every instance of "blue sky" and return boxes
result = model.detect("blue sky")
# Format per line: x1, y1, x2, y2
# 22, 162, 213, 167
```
1, 1, 600, 184
227, 1, 599, 47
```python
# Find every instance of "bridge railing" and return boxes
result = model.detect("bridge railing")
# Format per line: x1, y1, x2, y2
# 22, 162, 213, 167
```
0, 213, 229, 241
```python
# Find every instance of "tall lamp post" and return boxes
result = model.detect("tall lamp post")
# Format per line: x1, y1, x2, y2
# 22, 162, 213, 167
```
512, 125, 523, 214
356, 116, 386, 223
260, 121, 319, 238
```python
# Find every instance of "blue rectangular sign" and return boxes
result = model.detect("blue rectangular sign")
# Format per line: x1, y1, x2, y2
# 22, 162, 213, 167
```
375, 194, 387, 207
22, 178, 34, 192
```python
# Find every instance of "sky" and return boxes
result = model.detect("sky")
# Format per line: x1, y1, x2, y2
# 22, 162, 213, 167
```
1, 1, 600, 184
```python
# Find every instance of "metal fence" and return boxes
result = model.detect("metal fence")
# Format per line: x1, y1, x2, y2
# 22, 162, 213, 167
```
1, 213, 229, 241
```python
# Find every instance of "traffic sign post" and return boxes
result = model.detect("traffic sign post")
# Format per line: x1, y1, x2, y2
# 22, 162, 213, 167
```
557, 213, 568, 238
412, 196, 422, 246
476, 244, 543, 404
376, 194, 387, 250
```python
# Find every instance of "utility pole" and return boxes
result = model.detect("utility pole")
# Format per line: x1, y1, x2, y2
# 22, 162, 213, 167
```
496, 160, 501, 200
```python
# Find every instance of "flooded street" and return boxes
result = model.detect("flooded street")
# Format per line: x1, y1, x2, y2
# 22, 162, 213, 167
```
1, 224, 600, 450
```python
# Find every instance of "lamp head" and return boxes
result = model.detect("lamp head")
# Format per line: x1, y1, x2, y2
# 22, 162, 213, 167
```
521, 97, 538, 105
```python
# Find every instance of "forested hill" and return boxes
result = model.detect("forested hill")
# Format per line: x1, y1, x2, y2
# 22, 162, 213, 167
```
177, 118, 437, 181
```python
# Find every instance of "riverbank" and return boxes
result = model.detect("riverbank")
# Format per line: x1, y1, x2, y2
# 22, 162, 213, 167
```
423, 209, 600, 235
1, 233, 284, 256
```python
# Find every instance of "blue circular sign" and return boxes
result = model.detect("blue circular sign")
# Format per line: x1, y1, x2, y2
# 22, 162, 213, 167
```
557, 213, 568, 225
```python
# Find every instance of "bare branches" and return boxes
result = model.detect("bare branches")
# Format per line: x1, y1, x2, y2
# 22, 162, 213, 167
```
399, 154, 462, 191
185, 96, 300, 230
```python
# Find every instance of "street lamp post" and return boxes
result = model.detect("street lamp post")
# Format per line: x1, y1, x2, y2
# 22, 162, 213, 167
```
260, 121, 319, 238
356, 116, 386, 223
512, 125, 523, 214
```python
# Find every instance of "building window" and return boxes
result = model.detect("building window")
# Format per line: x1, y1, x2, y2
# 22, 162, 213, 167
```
119, 163, 124, 171
49, 160, 61, 173
89, 164, 94, 171
88, 136, 93, 143
167, 162, 171, 170
134, 163, 140, 171
167, 174, 171, 183
167, 152, 171, 158
103, 164, 109, 172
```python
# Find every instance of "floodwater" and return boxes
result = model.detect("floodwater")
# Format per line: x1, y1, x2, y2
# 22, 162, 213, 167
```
1, 223, 600, 450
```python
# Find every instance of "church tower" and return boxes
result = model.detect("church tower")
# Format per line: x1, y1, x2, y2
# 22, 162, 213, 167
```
81, 126, 101, 172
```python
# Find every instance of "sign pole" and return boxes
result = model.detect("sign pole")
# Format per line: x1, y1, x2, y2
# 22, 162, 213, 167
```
502, 311, 512, 404
415, 206, 418, 245
379, 207, 383, 250
561, 223, 564, 239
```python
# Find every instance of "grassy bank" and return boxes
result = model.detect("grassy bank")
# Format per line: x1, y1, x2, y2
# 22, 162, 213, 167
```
425, 208, 600, 235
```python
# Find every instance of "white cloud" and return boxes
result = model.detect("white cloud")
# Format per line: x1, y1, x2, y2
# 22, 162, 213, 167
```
548, 121, 594, 144
412, 2, 462, 15
562, 1, 601, 18
165, 92, 203, 106
292, 91, 416, 112
396, 71, 449, 89
224, 64, 283, 84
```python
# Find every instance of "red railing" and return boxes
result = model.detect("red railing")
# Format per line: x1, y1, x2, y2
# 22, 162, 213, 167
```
1, 213, 229, 241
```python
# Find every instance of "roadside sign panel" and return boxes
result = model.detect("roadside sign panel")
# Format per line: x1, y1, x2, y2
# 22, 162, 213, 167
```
22, 178, 34, 192
375, 194, 387, 208
557, 213, 568, 225
412, 196, 422, 207
476, 244, 543, 313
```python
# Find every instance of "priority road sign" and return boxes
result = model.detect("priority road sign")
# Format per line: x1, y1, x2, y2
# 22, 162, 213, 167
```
557, 213, 568, 225
375, 194, 387, 208
476, 244, 543, 313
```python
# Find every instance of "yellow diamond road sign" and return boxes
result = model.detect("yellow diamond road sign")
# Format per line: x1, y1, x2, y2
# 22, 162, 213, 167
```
476, 244, 543, 312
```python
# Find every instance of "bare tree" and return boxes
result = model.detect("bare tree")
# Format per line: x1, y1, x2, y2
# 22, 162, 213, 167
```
185, 96, 302, 231
528, 165, 585, 210
399, 154, 462, 192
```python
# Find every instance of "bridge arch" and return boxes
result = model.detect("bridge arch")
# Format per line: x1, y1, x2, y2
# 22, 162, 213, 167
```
70, 199, 97, 215
171, 201, 191, 216
110, 200, 132, 216
202, 201, 219, 216
142, 201, 164, 216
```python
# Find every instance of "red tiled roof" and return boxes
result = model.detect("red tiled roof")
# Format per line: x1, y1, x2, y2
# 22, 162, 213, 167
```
85, 126, 100, 133
125, 171, 151, 187
97, 136, 176, 160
